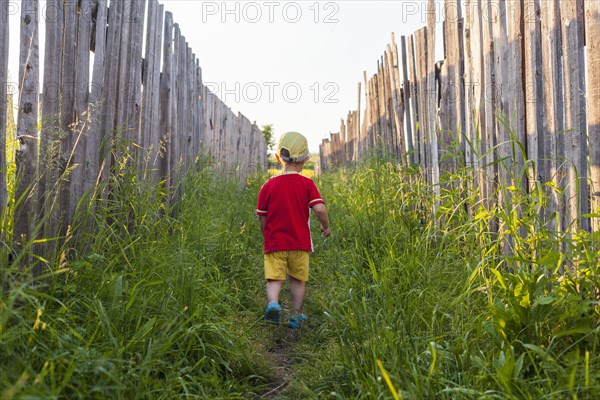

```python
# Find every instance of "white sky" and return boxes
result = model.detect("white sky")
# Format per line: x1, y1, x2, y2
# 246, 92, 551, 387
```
7, 0, 445, 152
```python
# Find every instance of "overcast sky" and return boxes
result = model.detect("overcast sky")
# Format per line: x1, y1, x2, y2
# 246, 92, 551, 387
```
7, 0, 445, 152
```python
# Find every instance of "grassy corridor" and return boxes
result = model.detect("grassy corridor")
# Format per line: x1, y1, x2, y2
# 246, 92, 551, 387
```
1, 160, 599, 399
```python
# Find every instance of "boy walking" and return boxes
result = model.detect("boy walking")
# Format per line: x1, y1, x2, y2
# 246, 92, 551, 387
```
256, 131, 330, 328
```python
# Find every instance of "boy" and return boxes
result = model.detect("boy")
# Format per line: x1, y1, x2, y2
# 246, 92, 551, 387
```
256, 131, 330, 328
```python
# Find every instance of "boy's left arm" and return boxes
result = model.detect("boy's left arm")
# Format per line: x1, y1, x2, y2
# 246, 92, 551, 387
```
258, 215, 267, 233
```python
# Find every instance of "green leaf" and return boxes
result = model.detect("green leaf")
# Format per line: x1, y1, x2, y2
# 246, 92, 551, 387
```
533, 296, 557, 306
491, 269, 508, 290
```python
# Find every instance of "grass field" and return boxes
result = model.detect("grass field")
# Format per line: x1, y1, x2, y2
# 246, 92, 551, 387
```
1, 157, 599, 399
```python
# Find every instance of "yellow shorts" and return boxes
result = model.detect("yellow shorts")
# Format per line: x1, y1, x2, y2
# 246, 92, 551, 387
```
264, 250, 310, 282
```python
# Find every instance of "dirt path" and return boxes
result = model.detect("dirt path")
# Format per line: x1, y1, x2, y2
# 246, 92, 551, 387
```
260, 327, 301, 399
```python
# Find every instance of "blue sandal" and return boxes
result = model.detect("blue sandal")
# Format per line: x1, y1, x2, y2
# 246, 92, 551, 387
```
265, 302, 281, 323
289, 313, 307, 328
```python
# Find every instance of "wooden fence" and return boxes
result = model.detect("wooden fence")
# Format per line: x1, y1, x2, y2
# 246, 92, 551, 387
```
0, 0, 267, 251
320, 0, 600, 234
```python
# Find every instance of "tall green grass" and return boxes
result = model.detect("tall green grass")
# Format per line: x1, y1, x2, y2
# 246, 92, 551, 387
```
2, 149, 598, 399
290, 157, 600, 399
1, 161, 272, 399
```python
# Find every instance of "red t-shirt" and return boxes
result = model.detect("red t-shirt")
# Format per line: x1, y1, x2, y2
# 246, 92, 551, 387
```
256, 172, 324, 253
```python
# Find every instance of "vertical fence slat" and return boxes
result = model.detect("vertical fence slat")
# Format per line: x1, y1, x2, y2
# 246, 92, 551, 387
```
85, 0, 107, 193
141, 0, 157, 172
58, 0, 76, 227
414, 28, 428, 171
400, 36, 414, 165
507, 0, 526, 187
38, 0, 61, 243
587, 0, 600, 231
115, 0, 132, 149
152, 4, 165, 181
14, 0, 39, 248
481, 0, 497, 204
130, 0, 145, 159
169, 24, 180, 183
0, 0, 9, 219
185, 46, 193, 168
355, 81, 361, 161
560, 0, 589, 232
407, 34, 421, 166
159, 11, 173, 189
70, 0, 92, 219
388, 35, 406, 163
540, 0, 564, 232
445, 0, 466, 156
101, 0, 124, 181
196, 60, 203, 159
426, 0, 439, 191
523, 0, 544, 189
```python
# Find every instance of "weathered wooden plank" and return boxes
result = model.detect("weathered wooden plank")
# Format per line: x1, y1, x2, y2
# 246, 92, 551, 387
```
177, 39, 188, 172
356, 81, 361, 162
14, 0, 39, 249
0, 0, 9, 218
190, 54, 202, 160
383, 52, 395, 156
179, 38, 188, 173
159, 11, 173, 189
70, 0, 92, 219
200, 85, 209, 155
101, 0, 124, 179
340, 119, 347, 162
481, 0, 497, 203
361, 70, 369, 152
400, 36, 414, 165
489, 0, 510, 226
37, 0, 61, 244
375, 59, 384, 151
464, 0, 485, 184
114, 0, 133, 150
85, 0, 107, 193
440, 0, 460, 134
194, 59, 203, 156
540, 0, 564, 232
426, 0, 439, 191
151, 4, 165, 179
507, 0, 526, 188
185, 46, 194, 169
444, 0, 465, 167
389, 35, 406, 162
58, 0, 77, 227
587, 0, 600, 232
414, 27, 428, 174
141, 0, 157, 171
169, 24, 181, 182
407, 34, 421, 166
129, 0, 145, 160
560, 0, 589, 232
523, 0, 545, 190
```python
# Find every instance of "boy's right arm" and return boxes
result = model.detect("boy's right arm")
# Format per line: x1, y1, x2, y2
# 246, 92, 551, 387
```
311, 203, 331, 237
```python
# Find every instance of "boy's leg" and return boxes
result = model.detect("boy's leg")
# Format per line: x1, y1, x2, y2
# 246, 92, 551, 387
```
289, 276, 306, 315
266, 279, 284, 304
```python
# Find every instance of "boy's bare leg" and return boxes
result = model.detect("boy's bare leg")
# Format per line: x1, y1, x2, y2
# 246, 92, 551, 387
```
266, 279, 284, 304
289, 276, 306, 315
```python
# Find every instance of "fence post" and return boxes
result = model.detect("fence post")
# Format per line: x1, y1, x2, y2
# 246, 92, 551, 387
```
523, 0, 544, 191
0, 0, 8, 224
14, 0, 39, 254
587, 0, 600, 232
159, 11, 173, 190
560, 0, 589, 233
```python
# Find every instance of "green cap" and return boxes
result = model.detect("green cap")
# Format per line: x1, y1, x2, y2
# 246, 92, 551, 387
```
277, 131, 310, 162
